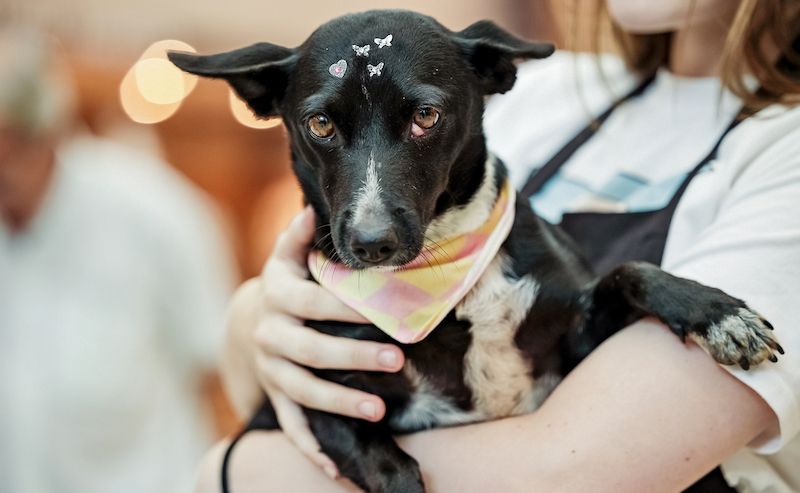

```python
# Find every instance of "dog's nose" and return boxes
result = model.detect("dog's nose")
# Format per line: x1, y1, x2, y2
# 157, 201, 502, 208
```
350, 226, 399, 264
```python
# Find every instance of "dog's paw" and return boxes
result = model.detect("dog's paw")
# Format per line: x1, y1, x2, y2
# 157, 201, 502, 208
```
367, 457, 425, 493
689, 307, 784, 370
380, 470, 425, 493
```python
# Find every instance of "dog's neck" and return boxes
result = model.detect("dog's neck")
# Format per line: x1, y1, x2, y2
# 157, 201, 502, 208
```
425, 153, 502, 243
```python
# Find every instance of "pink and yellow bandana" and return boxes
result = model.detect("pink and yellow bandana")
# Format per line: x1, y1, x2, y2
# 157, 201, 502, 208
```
308, 180, 516, 344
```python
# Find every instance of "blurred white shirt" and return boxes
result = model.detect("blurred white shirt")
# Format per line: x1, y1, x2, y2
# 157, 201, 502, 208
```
0, 136, 235, 493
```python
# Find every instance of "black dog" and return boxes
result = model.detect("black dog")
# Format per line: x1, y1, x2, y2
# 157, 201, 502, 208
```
170, 10, 782, 493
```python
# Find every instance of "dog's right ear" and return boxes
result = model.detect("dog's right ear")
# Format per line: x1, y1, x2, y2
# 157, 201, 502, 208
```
168, 43, 297, 117
453, 20, 554, 95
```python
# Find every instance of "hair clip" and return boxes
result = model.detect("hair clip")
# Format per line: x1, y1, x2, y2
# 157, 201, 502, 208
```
374, 35, 392, 48
367, 62, 384, 78
352, 44, 370, 57
329, 59, 347, 78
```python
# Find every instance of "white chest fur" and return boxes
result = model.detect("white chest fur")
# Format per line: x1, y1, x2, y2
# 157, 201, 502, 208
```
456, 253, 548, 418
390, 254, 559, 432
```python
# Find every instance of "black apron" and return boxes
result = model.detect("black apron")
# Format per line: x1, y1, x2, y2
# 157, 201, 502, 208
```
522, 77, 744, 492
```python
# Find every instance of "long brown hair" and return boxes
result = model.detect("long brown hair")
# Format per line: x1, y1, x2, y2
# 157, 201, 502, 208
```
575, 0, 800, 111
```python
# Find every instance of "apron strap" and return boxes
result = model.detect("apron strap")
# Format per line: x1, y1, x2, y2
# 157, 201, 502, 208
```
521, 75, 655, 198
662, 114, 746, 211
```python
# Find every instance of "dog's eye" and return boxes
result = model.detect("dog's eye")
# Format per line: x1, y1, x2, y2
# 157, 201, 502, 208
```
411, 107, 440, 137
307, 114, 335, 139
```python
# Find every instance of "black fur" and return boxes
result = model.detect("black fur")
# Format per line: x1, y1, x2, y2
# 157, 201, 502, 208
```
170, 10, 781, 492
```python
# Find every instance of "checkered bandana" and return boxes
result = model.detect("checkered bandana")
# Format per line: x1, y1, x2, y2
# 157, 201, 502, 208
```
308, 180, 516, 343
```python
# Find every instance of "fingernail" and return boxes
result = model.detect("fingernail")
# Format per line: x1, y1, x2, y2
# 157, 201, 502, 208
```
323, 464, 338, 479
358, 401, 377, 419
378, 349, 398, 369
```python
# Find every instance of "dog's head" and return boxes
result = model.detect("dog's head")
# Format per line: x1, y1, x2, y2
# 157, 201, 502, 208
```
170, 10, 552, 268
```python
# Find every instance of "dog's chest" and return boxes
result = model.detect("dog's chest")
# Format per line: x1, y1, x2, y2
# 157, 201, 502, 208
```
457, 254, 543, 417
390, 254, 557, 431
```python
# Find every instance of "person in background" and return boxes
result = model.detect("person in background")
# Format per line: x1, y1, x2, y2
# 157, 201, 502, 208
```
0, 28, 236, 493
199, 0, 800, 492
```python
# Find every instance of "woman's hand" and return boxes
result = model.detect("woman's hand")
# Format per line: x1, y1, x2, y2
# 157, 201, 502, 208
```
220, 206, 406, 478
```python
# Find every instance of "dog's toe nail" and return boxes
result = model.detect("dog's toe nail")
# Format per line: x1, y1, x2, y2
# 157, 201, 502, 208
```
768, 354, 778, 363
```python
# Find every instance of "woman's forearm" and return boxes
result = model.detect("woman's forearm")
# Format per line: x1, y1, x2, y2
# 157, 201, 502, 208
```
397, 318, 775, 492
222, 318, 776, 492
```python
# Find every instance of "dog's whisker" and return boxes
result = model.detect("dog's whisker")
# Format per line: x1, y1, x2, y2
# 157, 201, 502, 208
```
424, 236, 456, 266
422, 244, 444, 266
430, 246, 451, 280
311, 232, 333, 252
418, 248, 441, 280
425, 248, 447, 281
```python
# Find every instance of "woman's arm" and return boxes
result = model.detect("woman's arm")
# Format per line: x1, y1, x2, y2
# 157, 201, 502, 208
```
210, 317, 775, 493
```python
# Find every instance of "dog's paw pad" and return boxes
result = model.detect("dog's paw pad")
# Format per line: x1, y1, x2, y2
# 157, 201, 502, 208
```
690, 308, 782, 369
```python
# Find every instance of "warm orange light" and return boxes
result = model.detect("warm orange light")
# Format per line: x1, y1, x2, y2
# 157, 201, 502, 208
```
134, 58, 185, 105
229, 90, 283, 129
140, 40, 198, 95
119, 39, 199, 124
120, 65, 180, 124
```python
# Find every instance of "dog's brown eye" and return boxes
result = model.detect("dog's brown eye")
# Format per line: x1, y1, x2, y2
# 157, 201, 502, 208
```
308, 114, 335, 139
413, 107, 440, 130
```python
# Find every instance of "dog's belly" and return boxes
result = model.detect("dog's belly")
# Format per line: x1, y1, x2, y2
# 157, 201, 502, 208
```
389, 254, 561, 432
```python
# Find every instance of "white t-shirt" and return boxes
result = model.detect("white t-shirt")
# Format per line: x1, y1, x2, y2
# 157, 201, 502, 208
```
0, 136, 236, 493
485, 52, 800, 493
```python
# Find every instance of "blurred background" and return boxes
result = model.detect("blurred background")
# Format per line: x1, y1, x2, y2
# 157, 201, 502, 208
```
0, 1, 603, 492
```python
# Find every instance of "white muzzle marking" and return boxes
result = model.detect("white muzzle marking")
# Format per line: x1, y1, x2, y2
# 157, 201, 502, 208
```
352, 152, 384, 224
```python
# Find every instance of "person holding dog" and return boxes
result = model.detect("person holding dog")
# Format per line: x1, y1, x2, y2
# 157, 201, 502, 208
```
199, 1, 800, 491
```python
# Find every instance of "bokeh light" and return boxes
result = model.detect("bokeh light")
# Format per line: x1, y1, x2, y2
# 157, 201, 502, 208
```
120, 64, 181, 124
229, 90, 283, 130
120, 39, 283, 128
120, 40, 198, 124
139, 39, 199, 95
134, 58, 185, 104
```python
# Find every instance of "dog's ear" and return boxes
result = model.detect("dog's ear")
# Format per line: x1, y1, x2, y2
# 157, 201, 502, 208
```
168, 43, 297, 117
453, 20, 554, 94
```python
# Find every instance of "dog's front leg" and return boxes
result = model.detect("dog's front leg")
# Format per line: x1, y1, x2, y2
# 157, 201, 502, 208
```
584, 261, 783, 369
304, 408, 425, 493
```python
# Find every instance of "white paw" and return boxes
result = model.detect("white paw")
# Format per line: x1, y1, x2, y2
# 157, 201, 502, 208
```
690, 308, 783, 370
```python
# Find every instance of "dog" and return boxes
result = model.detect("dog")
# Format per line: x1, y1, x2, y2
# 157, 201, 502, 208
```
170, 10, 782, 492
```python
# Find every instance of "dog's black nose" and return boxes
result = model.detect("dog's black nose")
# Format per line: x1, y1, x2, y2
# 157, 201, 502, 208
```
350, 227, 399, 264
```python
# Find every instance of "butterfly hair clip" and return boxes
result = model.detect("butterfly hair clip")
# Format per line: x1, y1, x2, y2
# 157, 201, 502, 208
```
374, 34, 392, 49
367, 62, 384, 78
352, 44, 370, 57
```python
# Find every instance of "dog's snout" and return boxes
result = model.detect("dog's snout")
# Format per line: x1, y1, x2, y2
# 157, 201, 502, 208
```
350, 225, 399, 264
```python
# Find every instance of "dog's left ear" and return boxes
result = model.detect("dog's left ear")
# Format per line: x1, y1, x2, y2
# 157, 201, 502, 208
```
453, 20, 554, 95
168, 43, 297, 117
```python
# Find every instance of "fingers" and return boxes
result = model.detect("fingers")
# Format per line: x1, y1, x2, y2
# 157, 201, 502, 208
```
255, 319, 404, 372
268, 391, 339, 479
270, 206, 316, 269
263, 269, 369, 323
261, 207, 369, 325
255, 353, 387, 421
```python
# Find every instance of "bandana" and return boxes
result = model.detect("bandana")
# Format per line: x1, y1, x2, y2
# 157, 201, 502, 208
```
308, 179, 516, 344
